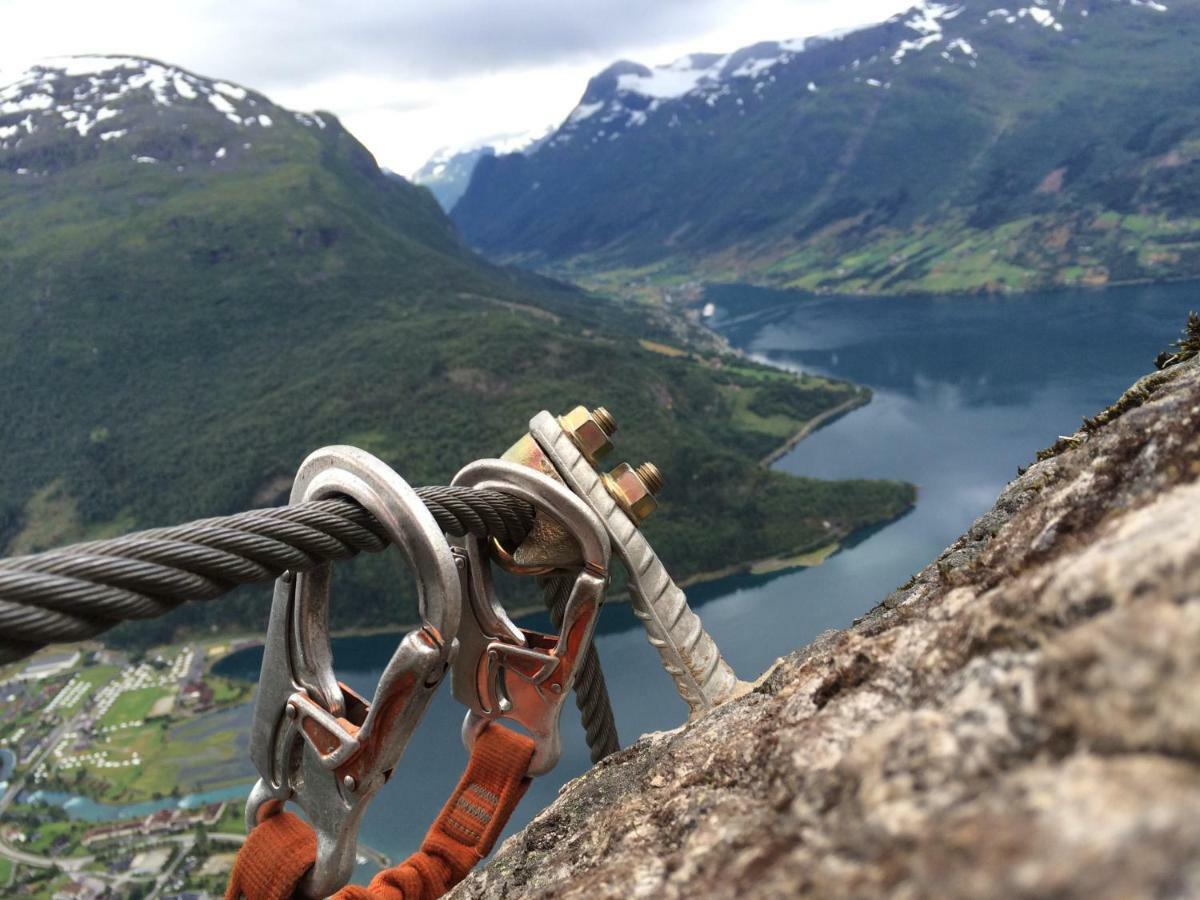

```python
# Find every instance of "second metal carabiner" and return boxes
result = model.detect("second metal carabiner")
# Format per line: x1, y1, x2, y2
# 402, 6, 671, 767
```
450, 459, 611, 776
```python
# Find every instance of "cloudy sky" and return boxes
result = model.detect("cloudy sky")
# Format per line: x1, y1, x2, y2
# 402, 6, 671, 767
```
1, 0, 906, 175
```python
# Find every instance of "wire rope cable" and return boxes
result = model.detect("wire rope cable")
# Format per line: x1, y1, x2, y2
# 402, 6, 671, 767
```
540, 574, 620, 763
0, 487, 535, 665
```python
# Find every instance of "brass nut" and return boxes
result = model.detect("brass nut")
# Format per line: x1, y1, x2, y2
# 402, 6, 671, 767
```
559, 405, 617, 464
634, 462, 663, 495
603, 461, 662, 524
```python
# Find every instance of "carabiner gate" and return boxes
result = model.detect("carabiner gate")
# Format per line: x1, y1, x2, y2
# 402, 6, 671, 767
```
245, 446, 461, 899
450, 459, 611, 776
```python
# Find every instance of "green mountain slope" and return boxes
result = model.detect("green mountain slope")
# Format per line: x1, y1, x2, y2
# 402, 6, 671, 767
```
0, 57, 913, 645
452, 0, 1200, 295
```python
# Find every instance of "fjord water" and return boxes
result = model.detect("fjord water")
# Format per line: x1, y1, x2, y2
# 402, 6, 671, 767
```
215, 281, 1198, 874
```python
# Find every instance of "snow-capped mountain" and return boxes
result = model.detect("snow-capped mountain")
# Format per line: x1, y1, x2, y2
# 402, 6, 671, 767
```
0, 55, 331, 175
0, 52, 464, 331
453, 0, 1200, 295
412, 126, 552, 210
502, 0, 1170, 158
412, 145, 495, 210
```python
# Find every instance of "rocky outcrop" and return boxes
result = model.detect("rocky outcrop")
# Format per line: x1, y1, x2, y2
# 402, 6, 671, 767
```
450, 351, 1200, 899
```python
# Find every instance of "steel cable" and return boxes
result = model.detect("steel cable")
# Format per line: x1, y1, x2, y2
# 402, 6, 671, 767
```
541, 574, 620, 763
0, 488, 535, 665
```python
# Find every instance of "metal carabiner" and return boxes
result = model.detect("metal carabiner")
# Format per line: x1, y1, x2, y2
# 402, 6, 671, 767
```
245, 446, 461, 898
449, 459, 610, 776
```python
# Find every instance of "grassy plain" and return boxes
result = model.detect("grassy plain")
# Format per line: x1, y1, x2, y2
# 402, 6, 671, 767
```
98, 687, 172, 728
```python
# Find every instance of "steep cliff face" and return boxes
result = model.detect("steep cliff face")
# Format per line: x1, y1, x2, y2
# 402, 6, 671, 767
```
451, 349, 1200, 899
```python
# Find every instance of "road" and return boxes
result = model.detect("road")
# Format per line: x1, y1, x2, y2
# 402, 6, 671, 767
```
145, 834, 194, 900
0, 717, 97, 872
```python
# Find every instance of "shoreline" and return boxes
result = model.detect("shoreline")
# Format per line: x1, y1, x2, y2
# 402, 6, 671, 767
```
602, 263, 1200, 303
105, 291, 889, 664
758, 390, 872, 467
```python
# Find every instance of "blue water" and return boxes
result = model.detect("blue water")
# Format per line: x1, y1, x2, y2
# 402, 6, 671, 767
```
0, 748, 14, 783
72, 282, 1200, 877
705, 281, 1198, 592
21, 783, 251, 822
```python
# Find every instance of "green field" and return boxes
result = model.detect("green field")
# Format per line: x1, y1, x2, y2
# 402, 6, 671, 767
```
63, 665, 121, 709
209, 676, 252, 707
98, 687, 173, 727
24, 819, 92, 857
67, 711, 252, 804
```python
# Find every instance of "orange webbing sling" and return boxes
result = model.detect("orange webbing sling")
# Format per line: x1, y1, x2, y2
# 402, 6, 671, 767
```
226, 724, 536, 900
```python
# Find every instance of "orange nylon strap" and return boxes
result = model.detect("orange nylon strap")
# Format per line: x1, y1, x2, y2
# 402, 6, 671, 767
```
224, 811, 317, 900
225, 723, 535, 900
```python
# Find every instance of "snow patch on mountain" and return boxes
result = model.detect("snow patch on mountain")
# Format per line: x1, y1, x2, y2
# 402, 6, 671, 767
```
537, 0, 1174, 156
891, 3, 966, 64
207, 90, 240, 122
0, 55, 323, 158
570, 101, 604, 123
731, 56, 784, 80
616, 57, 709, 99
293, 112, 327, 129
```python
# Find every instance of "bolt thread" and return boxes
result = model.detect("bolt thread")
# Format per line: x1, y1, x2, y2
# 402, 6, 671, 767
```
591, 406, 618, 437
635, 462, 664, 495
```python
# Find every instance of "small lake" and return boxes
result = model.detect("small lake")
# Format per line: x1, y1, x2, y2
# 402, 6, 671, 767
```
211, 280, 1196, 878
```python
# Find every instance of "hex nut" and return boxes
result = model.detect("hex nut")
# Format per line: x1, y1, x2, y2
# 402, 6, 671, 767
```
559, 405, 616, 464
604, 462, 659, 523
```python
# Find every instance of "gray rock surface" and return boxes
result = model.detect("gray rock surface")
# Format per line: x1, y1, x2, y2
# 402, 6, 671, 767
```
451, 355, 1200, 900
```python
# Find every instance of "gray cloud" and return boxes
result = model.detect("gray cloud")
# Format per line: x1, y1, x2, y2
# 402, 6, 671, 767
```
1, 0, 906, 172
186, 0, 734, 88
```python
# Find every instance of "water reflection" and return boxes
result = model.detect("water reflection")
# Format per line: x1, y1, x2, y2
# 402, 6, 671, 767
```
709, 282, 1192, 407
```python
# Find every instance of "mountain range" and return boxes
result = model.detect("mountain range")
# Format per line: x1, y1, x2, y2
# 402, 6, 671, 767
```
412, 127, 551, 210
451, 0, 1200, 295
412, 145, 497, 209
0, 56, 913, 644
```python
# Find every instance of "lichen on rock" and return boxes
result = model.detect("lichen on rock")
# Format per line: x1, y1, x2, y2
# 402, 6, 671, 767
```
450, 352, 1200, 899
